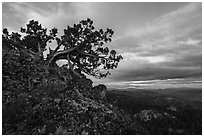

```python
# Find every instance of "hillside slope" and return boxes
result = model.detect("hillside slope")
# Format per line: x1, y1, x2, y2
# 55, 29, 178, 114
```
2, 46, 146, 135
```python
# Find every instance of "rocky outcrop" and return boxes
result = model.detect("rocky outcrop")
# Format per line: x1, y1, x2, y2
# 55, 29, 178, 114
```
2, 48, 145, 135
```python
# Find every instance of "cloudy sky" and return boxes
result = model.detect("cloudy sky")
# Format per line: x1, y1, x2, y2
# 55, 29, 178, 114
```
2, 2, 202, 89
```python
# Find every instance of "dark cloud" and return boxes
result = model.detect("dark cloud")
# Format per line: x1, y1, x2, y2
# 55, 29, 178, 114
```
162, 53, 202, 68
110, 65, 201, 82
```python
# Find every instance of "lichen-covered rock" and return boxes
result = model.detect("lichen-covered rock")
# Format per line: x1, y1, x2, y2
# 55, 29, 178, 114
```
91, 84, 107, 101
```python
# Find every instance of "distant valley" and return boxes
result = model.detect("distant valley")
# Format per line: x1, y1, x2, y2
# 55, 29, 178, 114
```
106, 87, 202, 134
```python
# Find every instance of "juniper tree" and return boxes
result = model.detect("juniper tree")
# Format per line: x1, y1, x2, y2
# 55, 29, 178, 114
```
3, 18, 122, 79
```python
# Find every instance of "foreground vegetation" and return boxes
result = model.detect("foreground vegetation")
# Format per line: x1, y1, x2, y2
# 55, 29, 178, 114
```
2, 19, 145, 135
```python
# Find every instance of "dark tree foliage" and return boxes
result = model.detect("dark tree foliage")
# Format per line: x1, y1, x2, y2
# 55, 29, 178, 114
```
2, 19, 147, 135
3, 18, 122, 78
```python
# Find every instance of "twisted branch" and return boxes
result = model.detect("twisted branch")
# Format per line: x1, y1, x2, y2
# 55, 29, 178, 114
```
48, 42, 83, 65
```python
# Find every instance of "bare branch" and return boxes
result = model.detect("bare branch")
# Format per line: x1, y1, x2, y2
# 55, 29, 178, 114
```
67, 54, 72, 69
53, 40, 63, 54
67, 54, 82, 78
73, 88, 84, 98
78, 50, 108, 60
38, 43, 44, 57
48, 42, 83, 65
26, 49, 37, 55
22, 50, 35, 59
38, 42, 41, 53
